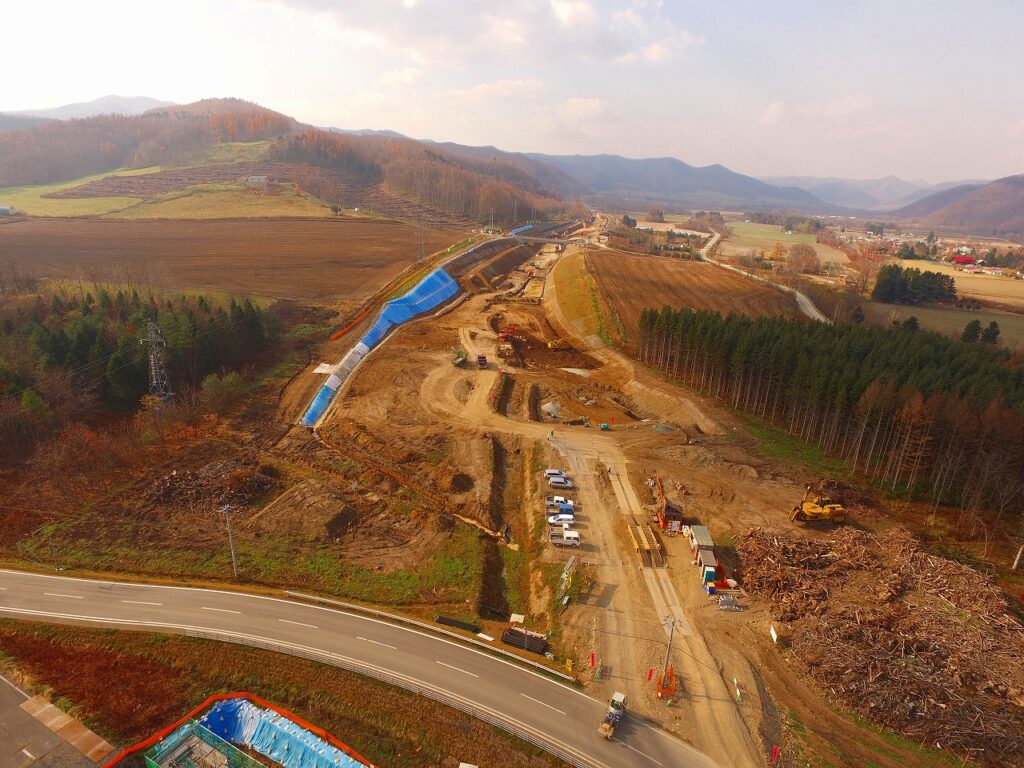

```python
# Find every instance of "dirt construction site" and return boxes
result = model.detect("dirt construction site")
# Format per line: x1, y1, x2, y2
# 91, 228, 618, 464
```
261, 227, 1024, 768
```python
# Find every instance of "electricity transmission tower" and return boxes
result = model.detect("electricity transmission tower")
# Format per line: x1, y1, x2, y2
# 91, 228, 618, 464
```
143, 319, 173, 400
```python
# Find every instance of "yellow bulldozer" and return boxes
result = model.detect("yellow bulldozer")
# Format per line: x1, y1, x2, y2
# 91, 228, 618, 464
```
790, 485, 846, 524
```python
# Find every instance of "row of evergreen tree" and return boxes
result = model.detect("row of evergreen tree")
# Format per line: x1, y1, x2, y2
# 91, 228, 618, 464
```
637, 307, 1024, 513
872, 263, 956, 305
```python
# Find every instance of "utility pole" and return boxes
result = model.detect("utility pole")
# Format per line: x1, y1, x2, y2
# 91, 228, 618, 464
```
512, 198, 518, 225
221, 504, 239, 579
660, 616, 676, 687
142, 319, 173, 401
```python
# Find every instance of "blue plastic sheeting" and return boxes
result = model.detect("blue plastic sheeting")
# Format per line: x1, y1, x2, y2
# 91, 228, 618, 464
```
199, 699, 367, 768
510, 224, 534, 236
299, 383, 337, 427
299, 268, 459, 426
361, 268, 458, 350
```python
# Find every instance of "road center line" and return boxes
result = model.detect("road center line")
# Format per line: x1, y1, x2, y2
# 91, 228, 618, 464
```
121, 600, 163, 606
357, 636, 397, 650
200, 606, 240, 614
43, 592, 82, 599
278, 619, 317, 629
520, 693, 566, 715
436, 660, 478, 678
622, 741, 663, 766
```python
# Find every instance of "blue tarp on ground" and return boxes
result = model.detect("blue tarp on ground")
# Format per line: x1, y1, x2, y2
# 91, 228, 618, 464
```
199, 699, 366, 768
509, 224, 534, 236
299, 267, 459, 426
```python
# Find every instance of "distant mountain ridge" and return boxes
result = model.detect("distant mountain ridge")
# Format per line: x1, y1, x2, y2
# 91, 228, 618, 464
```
893, 175, 1024, 238
6, 95, 176, 120
760, 173, 992, 210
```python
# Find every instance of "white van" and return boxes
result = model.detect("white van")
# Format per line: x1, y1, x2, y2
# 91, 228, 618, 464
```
544, 468, 568, 480
548, 476, 574, 490
548, 513, 575, 526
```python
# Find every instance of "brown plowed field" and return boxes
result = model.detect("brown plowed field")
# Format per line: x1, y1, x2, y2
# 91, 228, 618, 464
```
0, 218, 461, 304
588, 250, 801, 339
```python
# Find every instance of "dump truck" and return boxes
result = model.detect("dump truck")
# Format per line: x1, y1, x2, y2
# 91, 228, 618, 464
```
790, 485, 846, 524
451, 349, 468, 367
476, 354, 488, 369
598, 692, 626, 739
549, 527, 581, 547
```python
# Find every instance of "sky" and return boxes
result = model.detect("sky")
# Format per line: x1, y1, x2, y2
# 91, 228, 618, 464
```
4, 0, 1023, 182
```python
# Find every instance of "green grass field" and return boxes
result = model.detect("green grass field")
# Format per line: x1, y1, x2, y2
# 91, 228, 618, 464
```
106, 183, 334, 219
723, 220, 849, 265
551, 251, 609, 343
0, 167, 161, 216
199, 140, 273, 163
862, 300, 1024, 349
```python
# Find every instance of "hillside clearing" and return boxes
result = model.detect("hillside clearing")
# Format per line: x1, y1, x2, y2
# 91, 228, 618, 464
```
104, 183, 334, 219
0, 166, 162, 216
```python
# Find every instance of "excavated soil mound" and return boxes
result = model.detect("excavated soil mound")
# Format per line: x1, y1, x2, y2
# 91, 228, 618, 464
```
737, 527, 1024, 766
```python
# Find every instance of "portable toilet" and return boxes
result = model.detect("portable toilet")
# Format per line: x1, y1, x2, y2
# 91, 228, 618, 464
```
698, 547, 717, 583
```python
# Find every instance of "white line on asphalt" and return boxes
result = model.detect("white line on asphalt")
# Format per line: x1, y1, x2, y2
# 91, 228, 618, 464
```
1, 570, 594, 702
357, 636, 397, 650
622, 741, 663, 766
200, 607, 240, 614
436, 660, 478, 678
22, 749, 35, 760
43, 592, 82, 599
0, 674, 29, 699
279, 619, 317, 629
0, 586, 6, 590
121, 600, 163, 606
520, 693, 566, 715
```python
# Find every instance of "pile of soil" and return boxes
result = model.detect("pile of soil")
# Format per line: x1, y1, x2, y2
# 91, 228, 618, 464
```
737, 527, 1024, 765
145, 459, 275, 508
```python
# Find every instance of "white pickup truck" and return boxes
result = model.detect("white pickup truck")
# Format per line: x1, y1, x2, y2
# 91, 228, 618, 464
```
545, 495, 575, 510
549, 528, 581, 547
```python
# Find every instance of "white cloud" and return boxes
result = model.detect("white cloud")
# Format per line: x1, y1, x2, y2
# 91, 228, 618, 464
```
759, 101, 787, 126
551, 0, 595, 26
559, 96, 608, 122
381, 67, 422, 88
443, 78, 544, 103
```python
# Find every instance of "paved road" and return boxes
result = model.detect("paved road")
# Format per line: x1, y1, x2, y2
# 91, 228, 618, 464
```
0, 569, 716, 768
0, 675, 94, 768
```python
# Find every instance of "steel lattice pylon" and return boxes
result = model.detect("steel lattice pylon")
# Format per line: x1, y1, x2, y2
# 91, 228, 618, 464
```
143, 319, 173, 400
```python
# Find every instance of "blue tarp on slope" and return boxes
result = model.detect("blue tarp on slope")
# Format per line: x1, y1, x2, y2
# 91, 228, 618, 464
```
509, 224, 534, 236
299, 267, 459, 426
199, 699, 366, 768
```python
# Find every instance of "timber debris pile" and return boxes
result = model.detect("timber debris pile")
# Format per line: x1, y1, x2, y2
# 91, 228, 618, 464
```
738, 527, 1024, 765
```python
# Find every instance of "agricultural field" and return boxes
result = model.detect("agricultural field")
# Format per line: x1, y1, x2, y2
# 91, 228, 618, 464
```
105, 184, 334, 219
587, 249, 801, 341
0, 217, 460, 304
896, 258, 1024, 309
0, 166, 162, 216
722, 219, 849, 265
862, 299, 1024, 349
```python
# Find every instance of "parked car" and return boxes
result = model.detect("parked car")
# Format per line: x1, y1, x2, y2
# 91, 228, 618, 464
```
548, 477, 574, 490
548, 513, 575, 526
544, 468, 568, 480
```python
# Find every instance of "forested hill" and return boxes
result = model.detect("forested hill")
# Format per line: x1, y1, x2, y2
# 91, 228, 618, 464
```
0, 99, 298, 187
638, 307, 1024, 511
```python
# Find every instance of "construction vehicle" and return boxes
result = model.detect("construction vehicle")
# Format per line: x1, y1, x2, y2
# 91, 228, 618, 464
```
790, 485, 846, 524
496, 343, 514, 359
598, 692, 626, 739
476, 354, 488, 369
547, 338, 572, 351
498, 324, 516, 341
451, 349, 468, 367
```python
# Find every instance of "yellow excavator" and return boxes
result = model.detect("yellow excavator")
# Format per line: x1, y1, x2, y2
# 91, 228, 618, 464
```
790, 485, 846, 524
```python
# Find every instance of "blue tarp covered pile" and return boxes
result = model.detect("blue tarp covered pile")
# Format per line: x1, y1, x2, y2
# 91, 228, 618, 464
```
299, 268, 459, 427
199, 698, 368, 768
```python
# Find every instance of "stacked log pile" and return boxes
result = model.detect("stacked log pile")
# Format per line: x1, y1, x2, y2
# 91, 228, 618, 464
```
738, 527, 1024, 766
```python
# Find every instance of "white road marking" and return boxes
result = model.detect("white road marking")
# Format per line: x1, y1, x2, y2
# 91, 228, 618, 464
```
22, 749, 35, 759
200, 606, 240, 614
357, 636, 396, 650
121, 600, 163, 606
436, 660, 478, 678
0, 586, 6, 590
623, 741, 663, 766
43, 592, 82, 599
520, 693, 566, 715
0, 674, 29, 699
279, 619, 317, 629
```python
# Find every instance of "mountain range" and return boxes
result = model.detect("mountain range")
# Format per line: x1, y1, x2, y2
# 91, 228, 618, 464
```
0, 95, 1020, 237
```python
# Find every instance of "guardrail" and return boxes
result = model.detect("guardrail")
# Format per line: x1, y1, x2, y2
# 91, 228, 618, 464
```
182, 628, 594, 768
284, 591, 577, 684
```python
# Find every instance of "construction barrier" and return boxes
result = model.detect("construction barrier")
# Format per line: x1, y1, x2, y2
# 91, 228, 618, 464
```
299, 268, 459, 426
